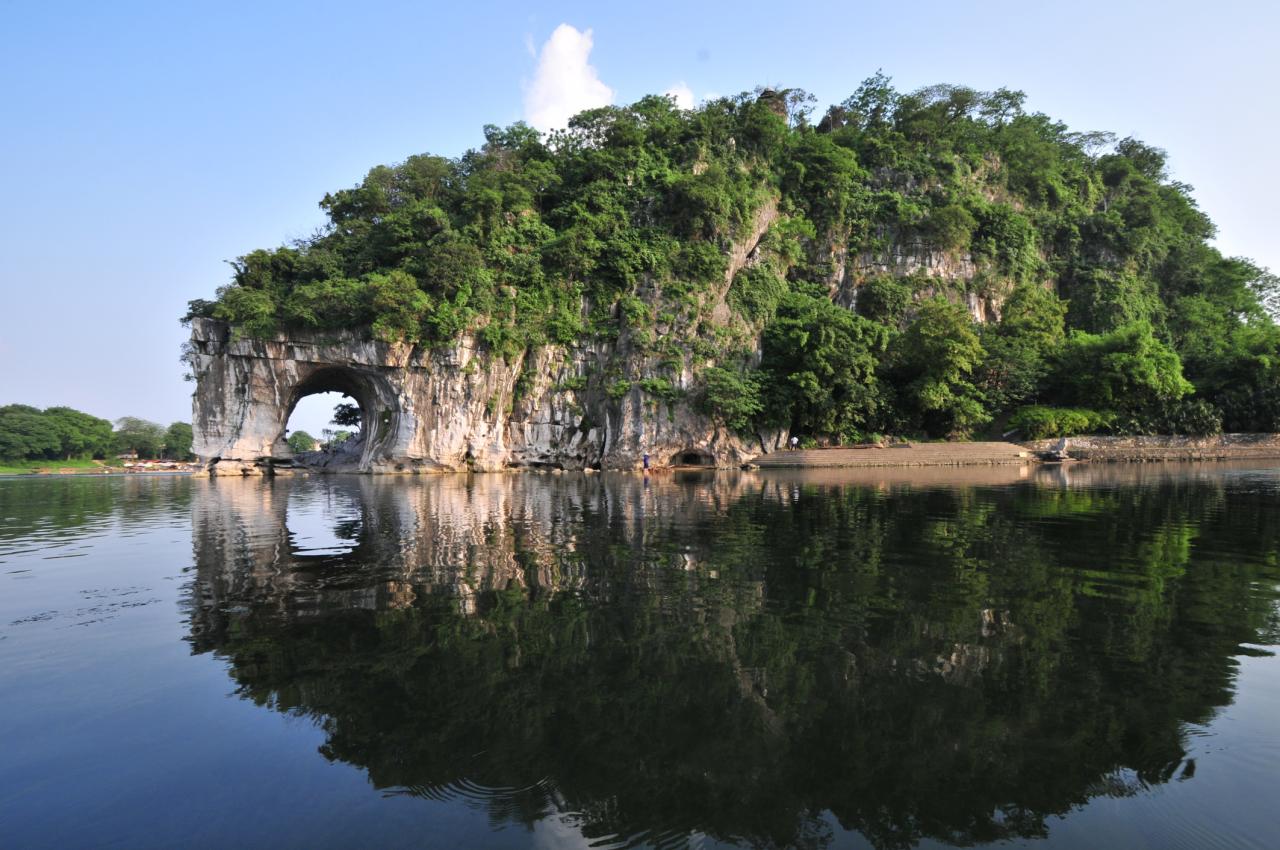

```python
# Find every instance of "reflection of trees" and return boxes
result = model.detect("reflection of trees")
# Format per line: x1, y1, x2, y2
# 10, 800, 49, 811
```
188, 470, 1280, 849
0, 476, 192, 551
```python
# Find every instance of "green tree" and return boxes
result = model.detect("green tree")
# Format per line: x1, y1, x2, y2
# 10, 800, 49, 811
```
42, 406, 114, 459
759, 292, 888, 440
886, 297, 989, 437
1062, 268, 1163, 333
976, 285, 1067, 414
856, 276, 914, 325
699, 367, 764, 433
113, 417, 166, 458
1050, 322, 1193, 412
321, 429, 355, 450
331, 403, 362, 428
162, 422, 194, 460
0, 405, 60, 460
924, 204, 977, 252
287, 430, 318, 454
368, 270, 430, 342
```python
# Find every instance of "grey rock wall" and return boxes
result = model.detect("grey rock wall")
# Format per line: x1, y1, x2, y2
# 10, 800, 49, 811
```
187, 318, 760, 475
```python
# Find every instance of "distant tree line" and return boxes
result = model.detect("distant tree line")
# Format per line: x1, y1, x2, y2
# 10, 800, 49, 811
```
0, 405, 194, 462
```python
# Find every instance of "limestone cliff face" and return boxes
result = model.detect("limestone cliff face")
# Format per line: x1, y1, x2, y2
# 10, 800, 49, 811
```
188, 317, 762, 475
827, 235, 1005, 323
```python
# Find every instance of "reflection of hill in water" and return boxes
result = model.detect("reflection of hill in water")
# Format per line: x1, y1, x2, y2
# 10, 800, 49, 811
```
188, 470, 1280, 849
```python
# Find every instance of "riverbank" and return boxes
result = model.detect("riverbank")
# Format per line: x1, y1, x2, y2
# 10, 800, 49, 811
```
0, 459, 200, 476
0, 459, 115, 475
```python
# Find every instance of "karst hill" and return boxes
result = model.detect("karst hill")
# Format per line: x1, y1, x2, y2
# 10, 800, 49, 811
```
185, 77, 1279, 474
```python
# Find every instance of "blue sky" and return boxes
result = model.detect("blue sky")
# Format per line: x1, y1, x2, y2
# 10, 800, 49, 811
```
2, 0, 1277, 435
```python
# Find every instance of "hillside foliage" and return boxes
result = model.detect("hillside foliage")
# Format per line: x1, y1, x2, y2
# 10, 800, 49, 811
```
187, 76, 1280, 439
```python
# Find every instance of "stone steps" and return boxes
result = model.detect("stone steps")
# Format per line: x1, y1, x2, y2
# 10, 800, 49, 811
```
750, 441, 1032, 468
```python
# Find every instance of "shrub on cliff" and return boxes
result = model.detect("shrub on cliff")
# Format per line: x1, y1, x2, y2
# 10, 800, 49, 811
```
1049, 322, 1193, 413
699, 367, 763, 434
1009, 406, 1116, 439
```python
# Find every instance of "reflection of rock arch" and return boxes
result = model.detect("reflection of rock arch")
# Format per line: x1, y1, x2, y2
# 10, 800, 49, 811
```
283, 479, 365, 560
187, 473, 759, 644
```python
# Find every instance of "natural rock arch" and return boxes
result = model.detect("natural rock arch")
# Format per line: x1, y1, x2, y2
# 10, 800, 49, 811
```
282, 366, 399, 472
187, 317, 760, 475
188, 320, 420, 475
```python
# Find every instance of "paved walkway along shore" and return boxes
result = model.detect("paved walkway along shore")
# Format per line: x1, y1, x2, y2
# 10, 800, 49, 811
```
751, 442, 1032, 468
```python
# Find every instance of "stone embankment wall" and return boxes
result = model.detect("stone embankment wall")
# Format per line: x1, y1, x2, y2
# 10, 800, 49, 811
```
1022, 434, 1280, 462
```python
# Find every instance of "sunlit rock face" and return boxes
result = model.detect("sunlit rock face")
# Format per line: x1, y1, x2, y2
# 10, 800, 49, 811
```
188, 317, 761, 475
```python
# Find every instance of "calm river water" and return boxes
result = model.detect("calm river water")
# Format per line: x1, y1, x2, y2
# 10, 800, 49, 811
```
1, 465, 1278, 849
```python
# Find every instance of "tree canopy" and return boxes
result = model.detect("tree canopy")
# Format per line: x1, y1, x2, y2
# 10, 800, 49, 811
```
162, 422, 195, 460
0, 407, 196, 462
0, 405, 113, 461
113, 417, 166, 458
287, 430, 318, 454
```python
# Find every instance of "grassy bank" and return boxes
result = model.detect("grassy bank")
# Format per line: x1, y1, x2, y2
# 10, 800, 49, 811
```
0, 459, 122, 475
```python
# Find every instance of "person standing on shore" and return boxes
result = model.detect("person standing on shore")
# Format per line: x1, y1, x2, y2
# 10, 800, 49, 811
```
642, 452, 650, 472
789, 436, 799, 451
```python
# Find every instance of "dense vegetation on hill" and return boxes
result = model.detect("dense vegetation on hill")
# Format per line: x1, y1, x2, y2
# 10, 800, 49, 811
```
187, 75, 1280, 440
0, 405, 193, 462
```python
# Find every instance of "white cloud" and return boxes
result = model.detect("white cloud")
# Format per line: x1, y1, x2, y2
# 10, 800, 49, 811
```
663, 82, 694, 110
523, 24, 614, 132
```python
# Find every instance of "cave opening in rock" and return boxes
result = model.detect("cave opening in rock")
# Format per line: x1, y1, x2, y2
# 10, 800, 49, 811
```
280, 367, 381, 466
286, 392, 362, 455
670, 450, 714, 467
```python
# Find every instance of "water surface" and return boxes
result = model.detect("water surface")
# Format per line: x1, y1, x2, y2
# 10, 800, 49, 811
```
1, 466, 1278, 849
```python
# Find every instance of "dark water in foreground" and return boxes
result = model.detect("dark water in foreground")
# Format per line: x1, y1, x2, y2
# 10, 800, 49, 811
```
1, 466, 1278, 850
